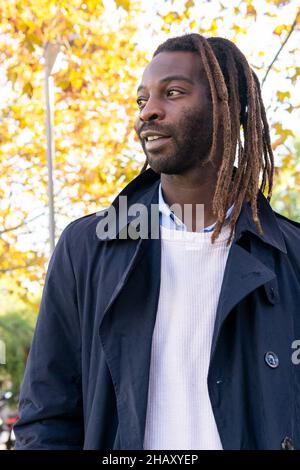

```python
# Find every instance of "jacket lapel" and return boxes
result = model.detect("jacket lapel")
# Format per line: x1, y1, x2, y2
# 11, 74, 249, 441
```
99, 237, 161, 449
98, 171, 161, 449
209, 243, 276, 363
210, 191, 287, 363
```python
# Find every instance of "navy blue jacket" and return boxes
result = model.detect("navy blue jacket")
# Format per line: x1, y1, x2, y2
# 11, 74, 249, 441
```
14, 168, 300, 450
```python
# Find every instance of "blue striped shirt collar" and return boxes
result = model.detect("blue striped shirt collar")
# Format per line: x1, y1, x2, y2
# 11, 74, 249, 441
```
158, 182, 234, 232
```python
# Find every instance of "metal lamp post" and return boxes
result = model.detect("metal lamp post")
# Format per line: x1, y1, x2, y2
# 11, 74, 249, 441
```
44, 42, 61, 255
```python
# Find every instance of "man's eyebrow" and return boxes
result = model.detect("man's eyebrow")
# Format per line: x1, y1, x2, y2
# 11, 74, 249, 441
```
136, 75, 194, 94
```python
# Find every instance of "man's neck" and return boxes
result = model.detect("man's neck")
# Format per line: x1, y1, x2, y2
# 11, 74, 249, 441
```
160, 165, 219, 232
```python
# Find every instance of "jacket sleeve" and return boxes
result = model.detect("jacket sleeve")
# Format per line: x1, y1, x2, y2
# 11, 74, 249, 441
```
13, 222, 84, 449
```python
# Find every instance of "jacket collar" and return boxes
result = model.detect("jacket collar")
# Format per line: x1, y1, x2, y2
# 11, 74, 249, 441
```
102, 167, 287, 254
233, 191, 287, 254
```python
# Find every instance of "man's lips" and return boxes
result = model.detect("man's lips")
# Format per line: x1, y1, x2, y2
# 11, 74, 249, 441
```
140, 130, 171, 140
144, 136, 172, 151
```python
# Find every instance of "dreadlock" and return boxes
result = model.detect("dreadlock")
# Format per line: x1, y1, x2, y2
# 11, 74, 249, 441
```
139, 33, 274, 245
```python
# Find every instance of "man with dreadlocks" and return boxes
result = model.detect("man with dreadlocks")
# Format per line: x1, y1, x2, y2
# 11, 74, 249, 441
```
137, 34, 274, 245
15, 34, 300, 451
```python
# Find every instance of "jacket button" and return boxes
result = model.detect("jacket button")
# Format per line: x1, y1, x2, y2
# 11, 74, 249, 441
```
281, 436, 294, 450
264, 351, 279, 368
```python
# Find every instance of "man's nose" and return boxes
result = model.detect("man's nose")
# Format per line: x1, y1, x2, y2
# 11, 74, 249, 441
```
139, 96, 165, 122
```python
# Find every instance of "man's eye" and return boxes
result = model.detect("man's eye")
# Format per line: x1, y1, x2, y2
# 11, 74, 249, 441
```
136, 89, 182, 108
136, 98, 146, 108
167, 89, 182, 97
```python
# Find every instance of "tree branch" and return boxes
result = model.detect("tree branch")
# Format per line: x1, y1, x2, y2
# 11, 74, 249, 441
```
0, 258, 42, 273
261, 9, 300, 88
0, 211, 46, 236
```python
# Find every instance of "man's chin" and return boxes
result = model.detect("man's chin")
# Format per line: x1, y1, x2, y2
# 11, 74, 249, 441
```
144, 149, 196, 175
147, 161, 190, 175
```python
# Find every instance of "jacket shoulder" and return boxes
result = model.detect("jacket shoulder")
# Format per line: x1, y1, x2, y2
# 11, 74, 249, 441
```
60, 212, 100, 244
54, 212, 105, 270
274, 210, 300, 233
273, 211, 300, 254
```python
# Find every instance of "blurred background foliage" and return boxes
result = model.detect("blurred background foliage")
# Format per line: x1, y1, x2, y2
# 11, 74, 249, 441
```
0, 310, 35, 399
0, 0, 299, 391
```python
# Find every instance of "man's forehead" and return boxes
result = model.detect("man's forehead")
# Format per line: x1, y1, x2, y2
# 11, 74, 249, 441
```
138, 51, 203, 91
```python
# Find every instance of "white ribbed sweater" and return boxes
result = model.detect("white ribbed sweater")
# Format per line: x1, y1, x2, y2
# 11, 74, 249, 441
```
143, 223, 233, 450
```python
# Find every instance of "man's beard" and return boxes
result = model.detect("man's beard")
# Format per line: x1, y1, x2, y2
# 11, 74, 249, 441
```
140, 107, 213, 175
